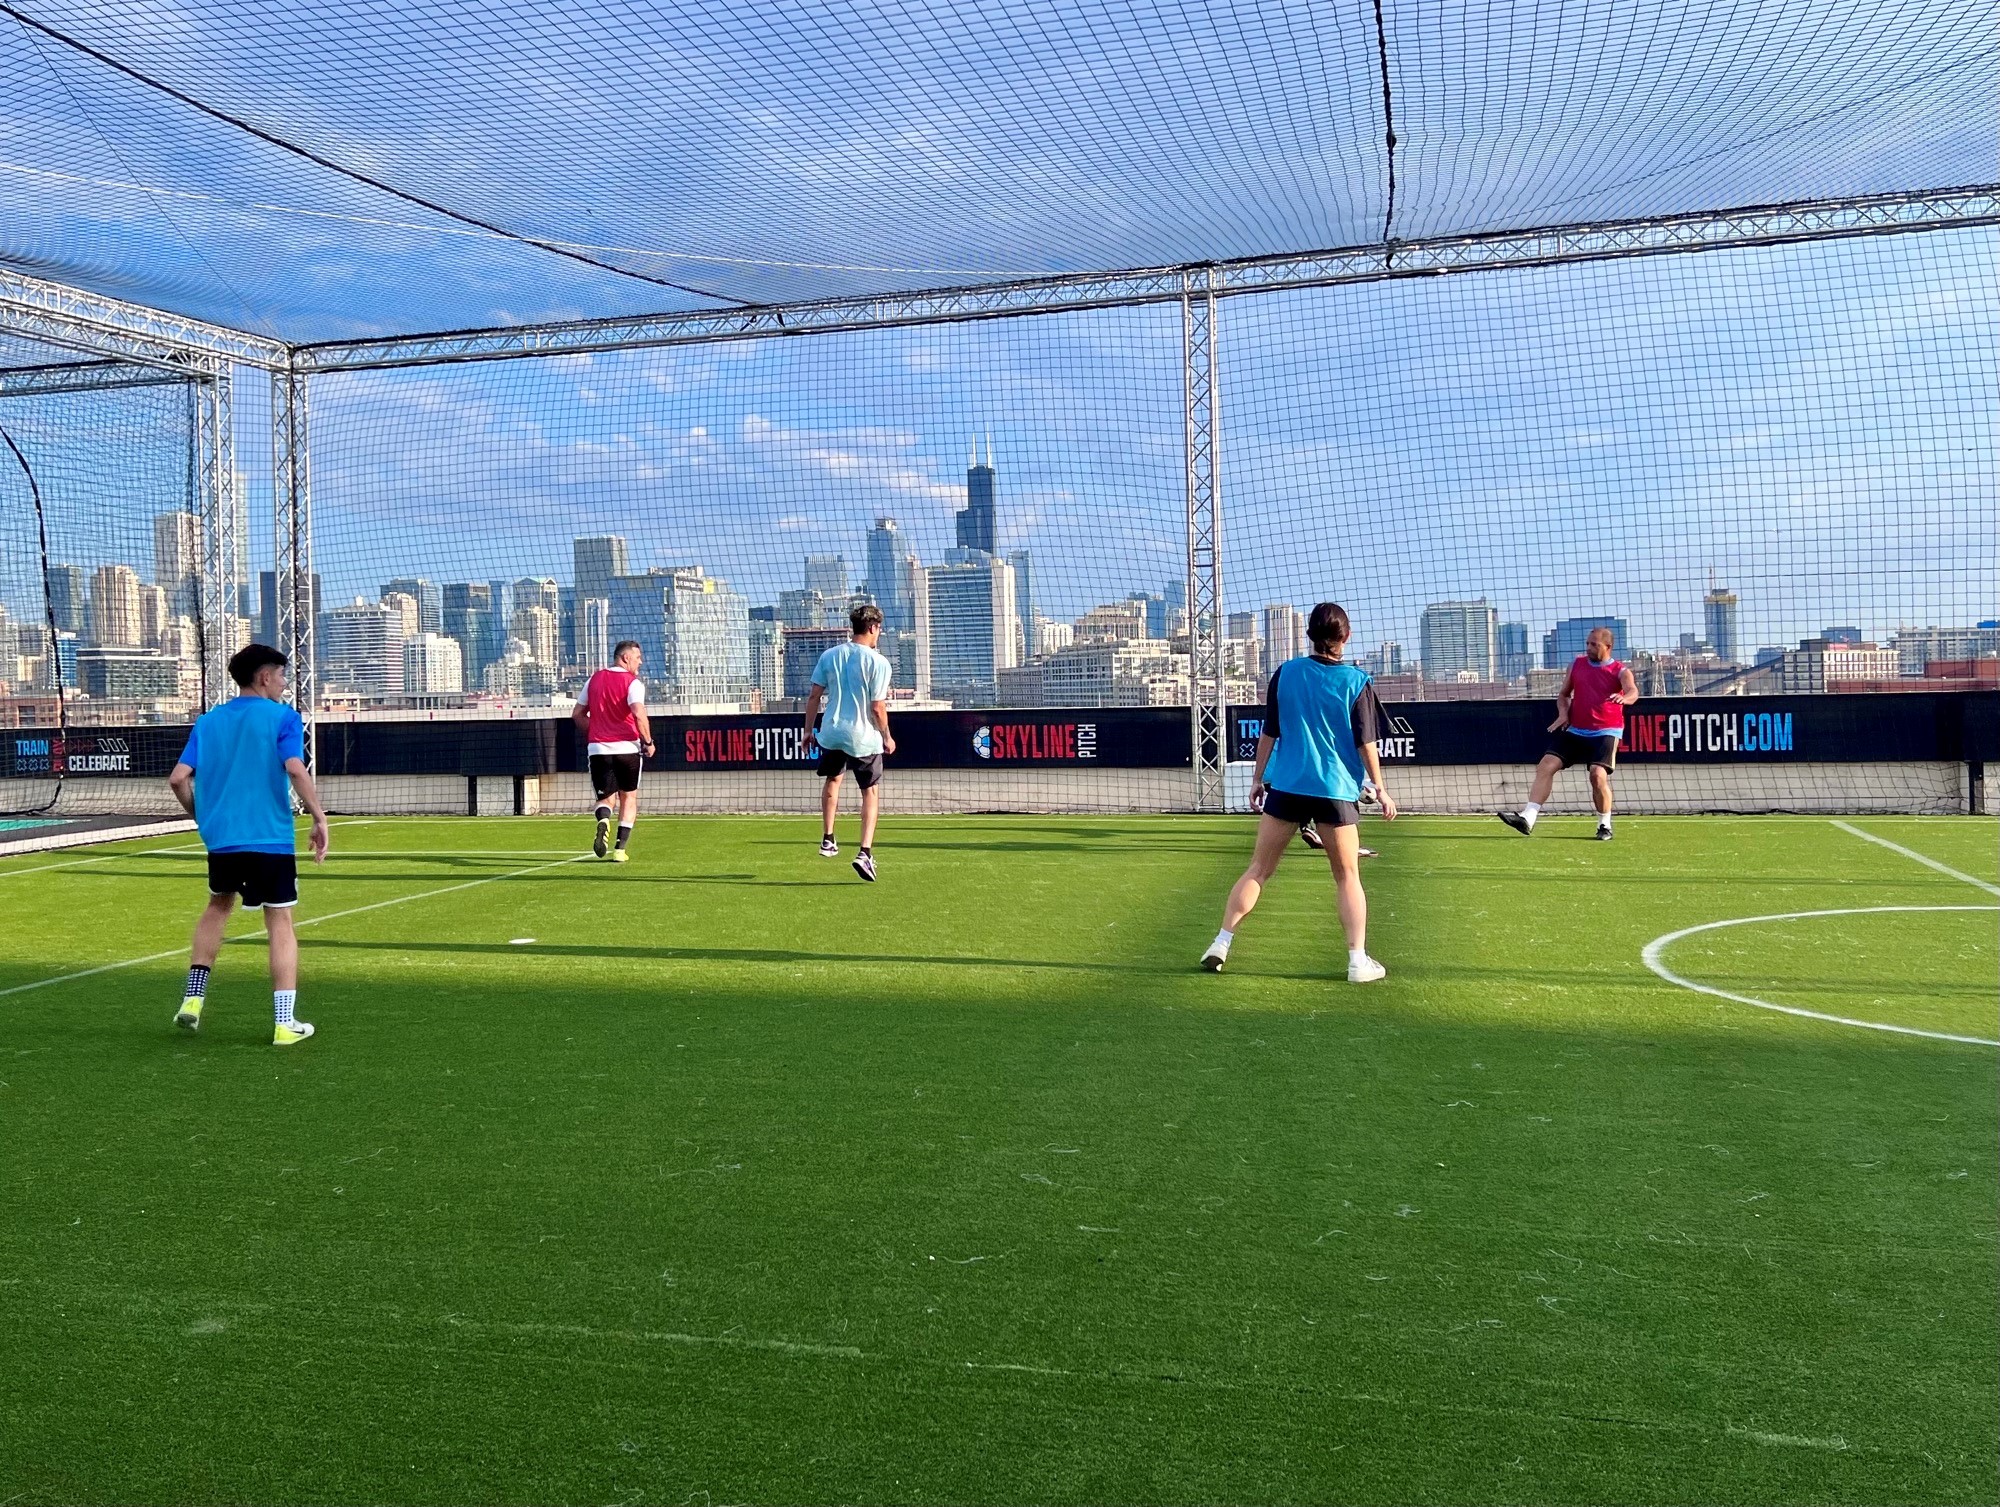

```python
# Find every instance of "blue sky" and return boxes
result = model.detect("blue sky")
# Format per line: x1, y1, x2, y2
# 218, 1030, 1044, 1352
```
2, 0, 1994, 654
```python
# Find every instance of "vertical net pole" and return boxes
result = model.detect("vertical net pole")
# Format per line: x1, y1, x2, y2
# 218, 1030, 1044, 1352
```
272, 364, 314, 765
1183, 268, 1225, 812
195, 367, 236, 710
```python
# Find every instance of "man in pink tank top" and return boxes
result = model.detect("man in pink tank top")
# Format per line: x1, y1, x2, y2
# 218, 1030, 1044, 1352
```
571, 640, 654, 861
1498, 625, 1638, 840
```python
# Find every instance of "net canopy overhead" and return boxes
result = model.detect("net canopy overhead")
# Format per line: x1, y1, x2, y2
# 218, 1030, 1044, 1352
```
3, 0, 1991, 340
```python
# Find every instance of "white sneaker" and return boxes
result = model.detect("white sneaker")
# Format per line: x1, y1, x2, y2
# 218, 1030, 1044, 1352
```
1200, 943, 1229, 973
1346, 955, 1387, 984
273, 1019, 315, 1046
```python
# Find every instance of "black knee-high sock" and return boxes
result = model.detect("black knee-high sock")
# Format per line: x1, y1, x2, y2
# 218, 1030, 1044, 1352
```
616, 824, 633, 850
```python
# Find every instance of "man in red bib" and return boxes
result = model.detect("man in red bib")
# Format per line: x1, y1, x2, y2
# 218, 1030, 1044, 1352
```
1498, 625, 1638, 840
573, 640, 655, 861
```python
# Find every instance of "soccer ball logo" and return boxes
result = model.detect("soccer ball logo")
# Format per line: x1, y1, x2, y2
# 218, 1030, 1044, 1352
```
972, 726, 993, 759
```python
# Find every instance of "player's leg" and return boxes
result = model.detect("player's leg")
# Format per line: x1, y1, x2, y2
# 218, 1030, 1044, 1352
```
851, 756, 883, 881
1500, 752, 1564, 834
820, 771, 843, 856
1203, 812, 1295, 970
589, 757, 614, 858
1322, 819, 1384, 981
612, 766, 639, 861
259, 857, 311, 1044
1589, 764, 1614, 838
177, 882, 235, 1030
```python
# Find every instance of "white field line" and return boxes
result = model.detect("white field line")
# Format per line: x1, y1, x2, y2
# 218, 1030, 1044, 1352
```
1831, 820, 2000, 897
1642, 906, 2000, 1047
0, 854, 589, 1000
0, 841, 205, 880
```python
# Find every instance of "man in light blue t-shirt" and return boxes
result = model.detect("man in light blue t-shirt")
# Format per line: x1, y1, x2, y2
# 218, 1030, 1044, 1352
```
167, 643, 329, 1045
803, 603, 895, 882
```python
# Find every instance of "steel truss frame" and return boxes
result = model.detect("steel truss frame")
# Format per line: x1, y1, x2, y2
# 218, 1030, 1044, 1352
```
3, 183, 1994, 788
1181, 269, 1227, 812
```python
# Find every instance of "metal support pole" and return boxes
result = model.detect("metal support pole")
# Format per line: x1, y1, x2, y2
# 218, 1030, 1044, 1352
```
1182, 267, 1226, 813
194, 369, 237, 709
272, 365, 314, 765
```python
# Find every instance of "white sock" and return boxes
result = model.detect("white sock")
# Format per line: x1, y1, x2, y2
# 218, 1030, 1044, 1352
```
274, 989, 296, 1027
1598, 813, 1612, 829
1520, 800, 1541, 828
1211, 928, 1233, 952
1349, 947, 1368, 968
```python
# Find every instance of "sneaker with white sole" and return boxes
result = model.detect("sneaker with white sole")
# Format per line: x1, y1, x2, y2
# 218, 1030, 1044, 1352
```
819, 835, 839, 857
592, 814, 610, 858
1297, 821, 1325, 851
852, 851, 877, 882
1496, 811, 1534, 836
272, 1019, 315, 1046
173, 998, 203, 1031
1346, 955, 1387, 984
1200, 943, 1229, 972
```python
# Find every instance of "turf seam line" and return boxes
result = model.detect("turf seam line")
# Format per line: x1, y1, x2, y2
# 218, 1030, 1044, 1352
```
0, 841, 204, 880
1830, 820, 2000, 896
1641, 905, 2000, 1046
0, 854, 590, 1000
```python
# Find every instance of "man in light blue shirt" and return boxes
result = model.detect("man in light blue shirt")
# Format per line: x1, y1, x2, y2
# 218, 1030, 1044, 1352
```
167, 643, 329, 1045
803, 603, 895, 882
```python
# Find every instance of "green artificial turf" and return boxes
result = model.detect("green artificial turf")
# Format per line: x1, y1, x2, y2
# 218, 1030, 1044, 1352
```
0, 813, 1994, 1505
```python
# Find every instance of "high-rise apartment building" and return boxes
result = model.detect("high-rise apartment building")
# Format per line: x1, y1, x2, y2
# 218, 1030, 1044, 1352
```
866, 518, 916, 631
576, 596, 612, 670
1497, 621, 1532, 680
320, 598, 407, 697
153, 511, 203, 618
88, 565, 143, 647
511, 605, 561, 669
441, 582, 496, 685
607, 567, 752, 707
47, 564, 85, 634
1421, 599, 1499, 681
381, 576, 442, 633
380, 591, 421, 639
748, 616, 785, 700
803, 554, 850, 600
780, 627, 849, 704
1261, 604, 1306, 667
402, 632, 463, 694
573, 536, 628, 602
927, 551, 1017, 704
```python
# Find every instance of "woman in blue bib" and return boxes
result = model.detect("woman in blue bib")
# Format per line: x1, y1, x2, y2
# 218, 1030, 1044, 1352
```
1202, 603, 1398, 983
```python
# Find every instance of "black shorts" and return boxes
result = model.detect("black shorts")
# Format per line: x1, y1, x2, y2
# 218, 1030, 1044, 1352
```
816, 748, 884, 789
207, 851, 298, 910
1547, 729, 1620, 771
590, 752, 643, 797
1261, 788, 1361, 828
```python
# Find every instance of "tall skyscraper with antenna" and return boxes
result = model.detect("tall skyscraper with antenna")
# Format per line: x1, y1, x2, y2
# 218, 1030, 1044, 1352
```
957, 433, 997, 556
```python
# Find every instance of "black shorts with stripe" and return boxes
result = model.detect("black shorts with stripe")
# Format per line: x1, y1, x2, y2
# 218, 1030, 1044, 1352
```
207, 851, 298, 910
590, 752, 643, 796
1546, 729, 1619, 771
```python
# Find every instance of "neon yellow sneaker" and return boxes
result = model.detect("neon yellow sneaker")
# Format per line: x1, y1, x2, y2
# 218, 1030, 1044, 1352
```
609, 848, 629, 863
173, 998, 204, 1031
272, 1020, 316, 1046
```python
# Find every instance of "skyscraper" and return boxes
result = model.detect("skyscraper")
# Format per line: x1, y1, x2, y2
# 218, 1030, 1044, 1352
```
606, 567, 752, 706
442, 581, 496, 685
46, 564, 85, 634
803, 554, 850, 600
1542, 615, 1629, 668
748, 615, 785, 700
381, 576, 442, 633
88, 565, 142, 647
573, 536, 628, 602
319, 598, 407, 697
1261, 604, 1306, 667
1420, 599, 1499, 681
1006, 550, 1033, 660
153, 511, 202, 619
956, 436, 997, 556
866, 518, 915, 630
1497, 621, 1532, 680
927, 551, 1017, 704
403, 633, 464, 694
1703, 583, 1739, 663
576, 596, 612, 670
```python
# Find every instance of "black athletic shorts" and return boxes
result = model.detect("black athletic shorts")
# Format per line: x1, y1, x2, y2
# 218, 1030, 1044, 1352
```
1546, 729, 1620, 772
207, 851, 298, 910
816, 748, 884, 789
590, 752, 643, 797
1261, 787, 1361, 828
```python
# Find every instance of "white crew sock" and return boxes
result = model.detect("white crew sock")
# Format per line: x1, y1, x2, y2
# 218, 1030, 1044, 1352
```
1211, 928, 1234, 952
274, 989, 296, 1027
1520, 800, 1541, 829
1349, 947, 1368, 968
1598, 812, 1613, 830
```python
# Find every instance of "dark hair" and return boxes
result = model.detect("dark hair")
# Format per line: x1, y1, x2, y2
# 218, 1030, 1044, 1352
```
850, 603, 884, 635
1307, 602, 1351, 650
612, 640, 641, 661
228, 643, 288, 688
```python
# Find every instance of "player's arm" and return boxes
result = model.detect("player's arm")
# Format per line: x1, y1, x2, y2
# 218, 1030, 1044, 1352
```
1549, 667, 1574, 732
870, 698, 895, 756
803, 681, 825, 737
1353, 685, 1397, 820
167, 761, 196, 816
632, 696, 655, 756
1614, 666, 1639, 707
570, 698, 590, 732
284, 757, 330, 864
1251, 666, 1280, 809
